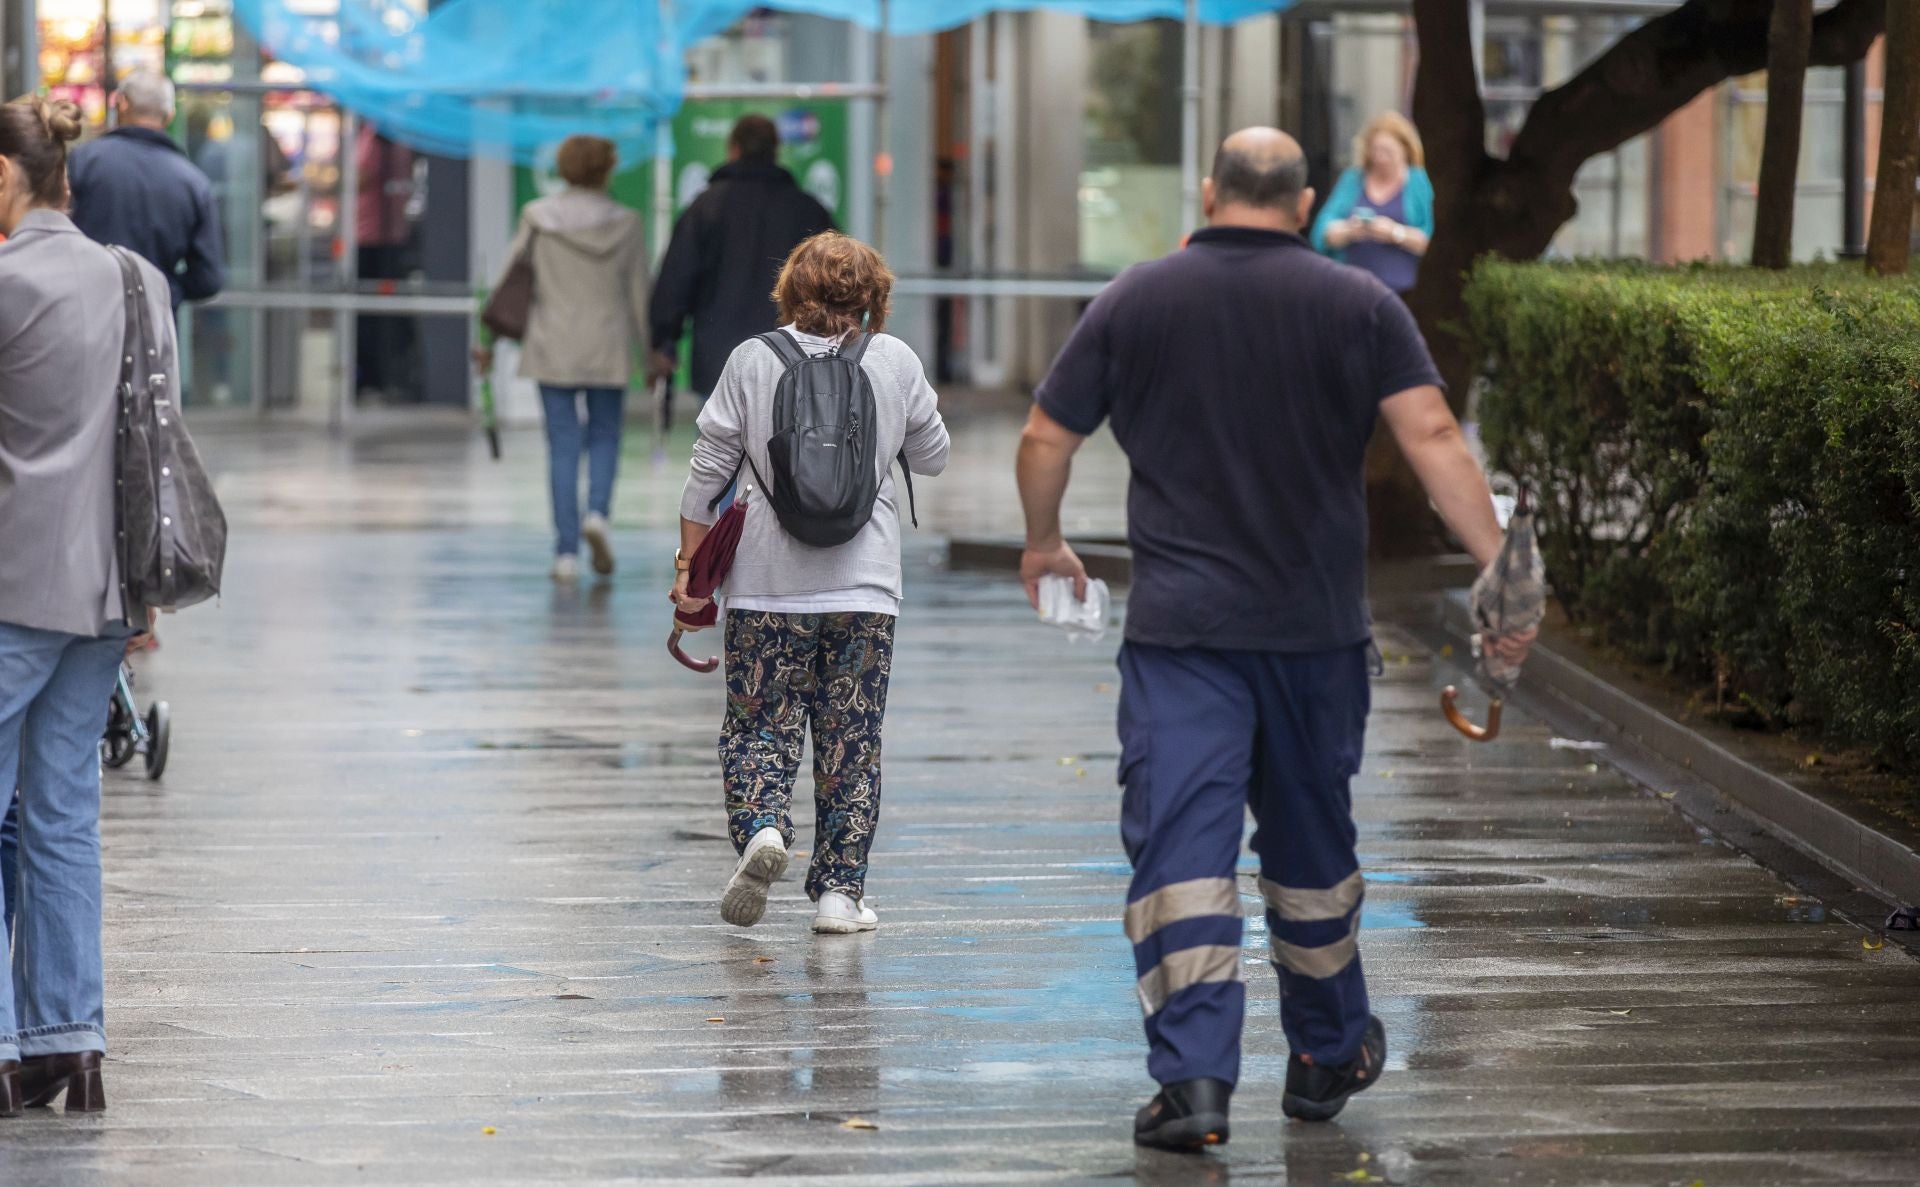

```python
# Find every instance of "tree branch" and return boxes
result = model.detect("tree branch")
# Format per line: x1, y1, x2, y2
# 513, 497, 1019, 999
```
1510, 0, 1884, 184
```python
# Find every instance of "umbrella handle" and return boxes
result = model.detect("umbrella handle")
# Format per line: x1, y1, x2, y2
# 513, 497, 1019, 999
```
669, 628, 720, 674
1441, 685, 1503, 742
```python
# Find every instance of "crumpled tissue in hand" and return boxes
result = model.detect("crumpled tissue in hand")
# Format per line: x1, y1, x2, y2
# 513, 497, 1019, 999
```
1037, 575, 1111, 643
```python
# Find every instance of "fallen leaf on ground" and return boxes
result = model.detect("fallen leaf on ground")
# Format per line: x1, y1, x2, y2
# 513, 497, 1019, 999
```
754, 956, 775, 964
1863, 935, 1886, 951
841, 1117, 879, 1130
1608, 1009, 1632, 1016
1335, 1171, 1384, 1183
1440, 644, 1454, 658
482, 1126, 497, 1136
706, 1016, 726, 1023
1657, 791, 1677, 801
1803, 752, 1821, 768
1075, 768, 1087, 779
1094, 683, 1113, 694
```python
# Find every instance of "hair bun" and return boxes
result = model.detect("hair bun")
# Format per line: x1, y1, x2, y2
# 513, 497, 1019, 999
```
35, 97, 84, 145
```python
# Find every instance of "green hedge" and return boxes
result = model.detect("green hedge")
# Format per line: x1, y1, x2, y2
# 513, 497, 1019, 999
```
1466, 260, 1920, 770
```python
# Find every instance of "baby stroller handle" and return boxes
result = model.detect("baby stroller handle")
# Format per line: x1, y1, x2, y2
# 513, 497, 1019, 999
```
669, 628, 720, 674
1441, 685, 1502, 742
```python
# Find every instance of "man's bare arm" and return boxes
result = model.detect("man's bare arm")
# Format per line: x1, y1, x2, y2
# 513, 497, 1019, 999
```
1015, 405, 1090, 608
1380, 384, 1535, 665
1379, 385, 1503, 568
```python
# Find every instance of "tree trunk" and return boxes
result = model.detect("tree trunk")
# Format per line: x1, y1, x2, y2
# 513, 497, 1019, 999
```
1868, 2, 1920, 274
1752, 0, 1814, 269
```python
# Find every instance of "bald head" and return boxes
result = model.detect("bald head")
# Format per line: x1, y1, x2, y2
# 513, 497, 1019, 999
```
1207, 128, 1311, 228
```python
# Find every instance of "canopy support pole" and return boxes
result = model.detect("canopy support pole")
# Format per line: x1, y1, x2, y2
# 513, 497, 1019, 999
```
652, 120, 673, 263
874, 0, 892, 251
1180, 0, 1201, 235
653, 0, 676, 262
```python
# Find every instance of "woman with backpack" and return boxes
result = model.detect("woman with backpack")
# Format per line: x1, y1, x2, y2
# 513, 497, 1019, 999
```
0, 95, 174, 1114
672, 232, 950, 935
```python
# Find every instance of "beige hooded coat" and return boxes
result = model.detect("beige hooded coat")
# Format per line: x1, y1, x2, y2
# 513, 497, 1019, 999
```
504, 187, 650, 389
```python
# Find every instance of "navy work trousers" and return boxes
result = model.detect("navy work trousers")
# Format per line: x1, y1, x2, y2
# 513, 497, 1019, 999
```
1118, 641, 1372, 1088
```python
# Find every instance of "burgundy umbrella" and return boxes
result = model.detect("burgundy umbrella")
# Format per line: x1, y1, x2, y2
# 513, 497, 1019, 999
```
669, 488, 751, 673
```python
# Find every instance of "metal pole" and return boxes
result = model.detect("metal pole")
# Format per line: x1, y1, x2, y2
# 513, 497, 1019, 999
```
654, 0, 676, 261
873, 0, 891, 252
1469, 0, 1486, 90
1843, 55, 1868, 258
1180, 0, 1201, 233
335, 108, 360, 434
652, 119, 673, 260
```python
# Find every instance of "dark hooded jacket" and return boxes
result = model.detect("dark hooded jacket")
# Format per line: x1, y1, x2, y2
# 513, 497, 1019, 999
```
649, 160, 835, 395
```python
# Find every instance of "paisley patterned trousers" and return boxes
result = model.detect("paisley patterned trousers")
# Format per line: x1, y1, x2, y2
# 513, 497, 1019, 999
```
720, 611, 895, 901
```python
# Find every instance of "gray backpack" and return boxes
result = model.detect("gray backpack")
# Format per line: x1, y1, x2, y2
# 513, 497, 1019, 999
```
110, 248, 227, 612
730, 330, 915, 548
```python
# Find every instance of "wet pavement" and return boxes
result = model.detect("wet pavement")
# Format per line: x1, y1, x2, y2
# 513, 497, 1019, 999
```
4, 406, 1917, 1186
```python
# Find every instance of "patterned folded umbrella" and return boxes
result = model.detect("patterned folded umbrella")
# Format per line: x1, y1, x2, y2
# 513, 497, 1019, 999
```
1442, 490, 1546, 742
669, 488, 751, 674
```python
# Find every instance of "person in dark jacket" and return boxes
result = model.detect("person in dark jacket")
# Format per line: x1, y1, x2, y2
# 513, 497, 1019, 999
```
648, 115, 835, 397
68, 70, 226, 311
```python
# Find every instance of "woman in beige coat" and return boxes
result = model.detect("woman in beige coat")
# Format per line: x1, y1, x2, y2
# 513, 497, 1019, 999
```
479, 135, 649, 582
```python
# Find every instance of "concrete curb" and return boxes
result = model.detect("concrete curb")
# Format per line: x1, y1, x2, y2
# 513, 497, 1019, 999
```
1436, 592, 1920, 908
946, 538, 1134, 585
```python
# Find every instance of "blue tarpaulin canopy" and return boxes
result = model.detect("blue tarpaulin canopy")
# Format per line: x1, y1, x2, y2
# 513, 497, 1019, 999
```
231, 0, 1295, 164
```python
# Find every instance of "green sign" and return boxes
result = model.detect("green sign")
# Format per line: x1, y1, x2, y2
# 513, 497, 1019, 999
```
513, 98, 851, 252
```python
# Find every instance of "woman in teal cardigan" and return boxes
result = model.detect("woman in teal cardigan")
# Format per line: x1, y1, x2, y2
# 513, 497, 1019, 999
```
1310, 111, 1433, 294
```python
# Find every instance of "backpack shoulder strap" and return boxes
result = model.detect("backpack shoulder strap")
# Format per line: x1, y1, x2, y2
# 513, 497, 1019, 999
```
757, 330, 808, 369
838, 331, 871, 365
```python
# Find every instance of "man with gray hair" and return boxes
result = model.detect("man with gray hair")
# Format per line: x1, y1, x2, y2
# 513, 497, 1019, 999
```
1017, 128, 1534, 1151
69, 70, 226, 311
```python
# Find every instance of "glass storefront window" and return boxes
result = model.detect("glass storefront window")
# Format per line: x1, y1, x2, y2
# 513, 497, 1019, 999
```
1080, 19, 1182, 272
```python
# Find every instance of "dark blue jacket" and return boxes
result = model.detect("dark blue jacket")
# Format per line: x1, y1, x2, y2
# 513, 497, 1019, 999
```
68, 127, 226, 310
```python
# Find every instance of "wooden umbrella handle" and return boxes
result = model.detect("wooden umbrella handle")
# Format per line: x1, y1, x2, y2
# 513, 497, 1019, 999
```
1441, 685, 1502, 742
669, 628, 720, 674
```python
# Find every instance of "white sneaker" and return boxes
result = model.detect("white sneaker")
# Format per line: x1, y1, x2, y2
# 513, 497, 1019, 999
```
812, 891, 878, 934
552, 553, 581, 583
581, 514, 615, 576
720, 827, 789, 927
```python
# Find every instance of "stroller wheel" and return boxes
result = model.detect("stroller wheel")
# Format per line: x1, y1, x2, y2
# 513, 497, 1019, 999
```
103, 733, 138, 769
103, 695, 137, 768
145, 702, 171, 781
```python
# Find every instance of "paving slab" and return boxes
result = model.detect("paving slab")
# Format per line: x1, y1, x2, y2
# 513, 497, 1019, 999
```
1, 416, 1914, 1186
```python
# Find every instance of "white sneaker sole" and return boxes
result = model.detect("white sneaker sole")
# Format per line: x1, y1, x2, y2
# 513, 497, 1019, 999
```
811, 913, 878, 935
582, 520, 615, 576
720, 842, 788, 927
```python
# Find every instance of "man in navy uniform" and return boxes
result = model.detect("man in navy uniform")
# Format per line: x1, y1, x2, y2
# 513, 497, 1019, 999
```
1016, 127, 1535, 1151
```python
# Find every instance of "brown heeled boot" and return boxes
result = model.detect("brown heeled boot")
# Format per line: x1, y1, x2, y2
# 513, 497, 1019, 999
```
20, 1051, 104, 1112
0, 1060, 21, 1117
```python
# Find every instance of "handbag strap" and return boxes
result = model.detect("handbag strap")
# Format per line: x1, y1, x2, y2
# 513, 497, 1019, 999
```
109, 247, 141, 620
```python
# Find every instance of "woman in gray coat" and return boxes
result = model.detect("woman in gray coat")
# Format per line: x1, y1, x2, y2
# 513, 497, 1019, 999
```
476, 135, 650, 583
0, 95, 169, 1115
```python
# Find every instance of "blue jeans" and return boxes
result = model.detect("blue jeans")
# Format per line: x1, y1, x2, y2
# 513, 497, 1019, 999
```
539, 386, 625, 557
1117, 641, 1372, 1088
0, 621, 128, 1062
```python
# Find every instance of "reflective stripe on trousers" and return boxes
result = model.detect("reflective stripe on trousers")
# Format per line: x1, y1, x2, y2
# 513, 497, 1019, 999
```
1126, 876, 1244, 1015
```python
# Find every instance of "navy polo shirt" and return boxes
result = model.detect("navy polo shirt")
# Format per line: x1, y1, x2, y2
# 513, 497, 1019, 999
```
1035, 226, 1443, 653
